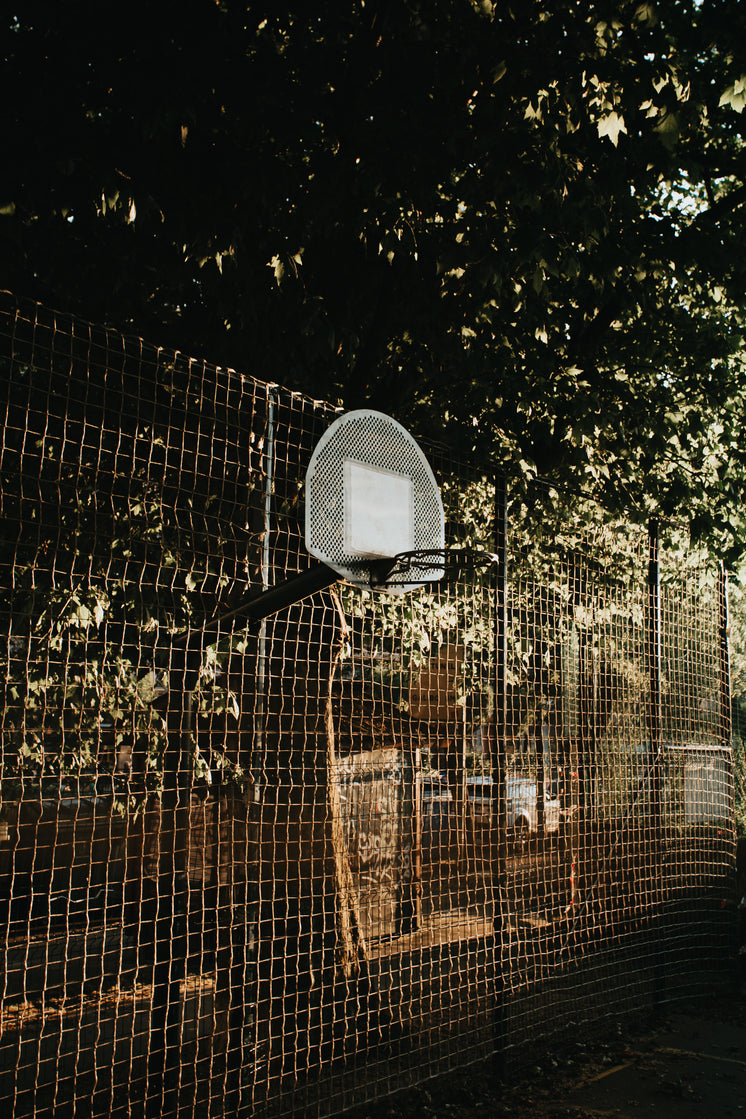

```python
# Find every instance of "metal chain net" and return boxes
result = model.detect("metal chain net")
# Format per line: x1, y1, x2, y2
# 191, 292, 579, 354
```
0, 293, 736, 1118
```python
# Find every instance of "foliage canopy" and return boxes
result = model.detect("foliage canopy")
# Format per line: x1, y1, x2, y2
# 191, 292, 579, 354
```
3, 1, 746, 559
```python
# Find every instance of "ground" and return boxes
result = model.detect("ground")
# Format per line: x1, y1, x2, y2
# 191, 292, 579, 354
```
343, 984, 746, 1119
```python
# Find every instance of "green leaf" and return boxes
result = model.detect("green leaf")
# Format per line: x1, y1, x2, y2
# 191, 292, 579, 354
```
719, 78, 746, 113
597, 112, 627, 146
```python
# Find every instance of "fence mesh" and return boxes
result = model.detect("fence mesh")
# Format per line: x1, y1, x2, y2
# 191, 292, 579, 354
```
0, 291, 737, 1118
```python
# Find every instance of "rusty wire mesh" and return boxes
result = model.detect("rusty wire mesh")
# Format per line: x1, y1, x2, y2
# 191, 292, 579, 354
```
0, 292, 737, 1118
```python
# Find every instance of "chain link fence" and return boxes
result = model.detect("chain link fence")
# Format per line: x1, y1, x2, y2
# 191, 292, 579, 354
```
0, 292, 737, 1118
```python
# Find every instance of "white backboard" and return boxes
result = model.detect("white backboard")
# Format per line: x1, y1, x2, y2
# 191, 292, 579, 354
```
343, 461, 414, 559
305, 409, 445, 592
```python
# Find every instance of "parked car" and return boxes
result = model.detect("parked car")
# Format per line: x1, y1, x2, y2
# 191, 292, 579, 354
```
418, 773, 561, 858
466, 774, 560, 836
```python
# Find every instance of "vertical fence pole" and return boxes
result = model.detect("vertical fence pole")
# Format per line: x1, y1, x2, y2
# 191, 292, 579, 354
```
717, 563, 739, 974
719, 562, 732, 749
578, 613, 598, 813
648, 520, 663, 788
224, 382, 276, 1108
648, 520, 664, 835
493, 473, 509, 1072
647, 519, 665, 1005
565, 557, 582, 915
256, 385, 278, 756
225, 383, 276, 1109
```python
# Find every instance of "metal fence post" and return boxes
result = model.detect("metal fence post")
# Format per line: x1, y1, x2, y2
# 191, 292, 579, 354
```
648, 519, 665, 1005
493, 473, 509, 1073
719, 562, 732, 749
717, 563, 739, 972
648, 520, 663, 793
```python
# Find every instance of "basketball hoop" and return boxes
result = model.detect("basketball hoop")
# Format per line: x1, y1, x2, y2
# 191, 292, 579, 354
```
368, 547, 499, 589
175, 411, 459, 646
305, 409, 446, 594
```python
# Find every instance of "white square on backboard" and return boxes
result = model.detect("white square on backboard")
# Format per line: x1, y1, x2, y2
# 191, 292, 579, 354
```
344, 460, 414, 559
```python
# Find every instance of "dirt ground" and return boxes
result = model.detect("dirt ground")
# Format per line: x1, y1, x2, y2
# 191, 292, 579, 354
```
344, 981, 746, 1119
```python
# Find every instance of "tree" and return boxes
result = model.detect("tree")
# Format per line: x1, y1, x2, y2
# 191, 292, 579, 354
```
3, 1, 746, 559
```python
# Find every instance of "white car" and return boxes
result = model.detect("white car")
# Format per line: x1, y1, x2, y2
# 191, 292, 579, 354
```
467, 775, 560, 835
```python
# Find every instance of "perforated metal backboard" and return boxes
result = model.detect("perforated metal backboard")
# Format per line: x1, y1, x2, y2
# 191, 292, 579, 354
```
305, 410, 445, 592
